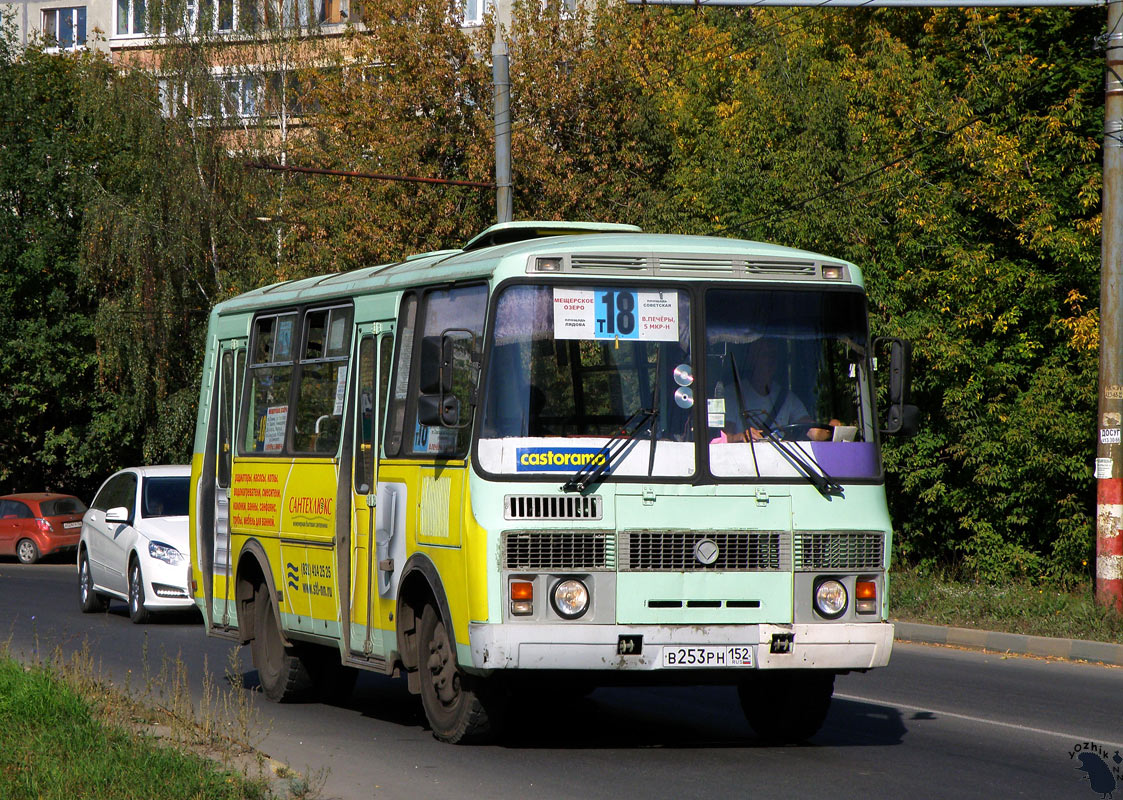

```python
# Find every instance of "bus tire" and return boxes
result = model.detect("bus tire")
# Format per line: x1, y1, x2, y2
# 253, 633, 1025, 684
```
250, 583, 312, 702
418, 603, 503, 744
737, 670, 834, 744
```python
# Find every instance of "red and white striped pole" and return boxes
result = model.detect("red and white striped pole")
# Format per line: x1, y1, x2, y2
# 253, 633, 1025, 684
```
1098, 0, 1123, 612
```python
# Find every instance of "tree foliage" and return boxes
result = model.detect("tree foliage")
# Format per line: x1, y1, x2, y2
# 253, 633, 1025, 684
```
0, 2, 1106, 581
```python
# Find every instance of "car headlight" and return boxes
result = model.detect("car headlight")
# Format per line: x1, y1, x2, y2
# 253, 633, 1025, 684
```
814, 579, 848, 619
551, 579, 589, 619
149, 541, 184, 565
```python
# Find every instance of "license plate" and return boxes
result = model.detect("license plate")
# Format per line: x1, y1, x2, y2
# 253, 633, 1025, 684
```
63, 521, 81, 529
661, 645, 754, 668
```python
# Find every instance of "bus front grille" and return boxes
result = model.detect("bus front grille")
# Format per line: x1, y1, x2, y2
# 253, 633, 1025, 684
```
793, 531, 885, 571
504, 494, 603, 521
504, 531, 615, 570
619, 531, 786, 571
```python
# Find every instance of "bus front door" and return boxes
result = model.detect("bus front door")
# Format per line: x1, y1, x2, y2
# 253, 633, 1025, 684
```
212, 341, 244, 631
349, 327, 402, 659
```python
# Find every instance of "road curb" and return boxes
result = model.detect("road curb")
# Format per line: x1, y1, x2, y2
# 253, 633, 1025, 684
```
893, 621, 1123, 667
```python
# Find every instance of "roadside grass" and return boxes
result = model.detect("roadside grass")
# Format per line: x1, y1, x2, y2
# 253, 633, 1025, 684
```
0, 654, 272, 800
0, 637, 326, 800
891, 567, 1123, 644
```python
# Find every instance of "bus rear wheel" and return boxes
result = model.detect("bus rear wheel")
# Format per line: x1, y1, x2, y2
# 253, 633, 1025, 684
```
418, 604, 503, 743
737, 670, 834, 744
250, 584, 313, 702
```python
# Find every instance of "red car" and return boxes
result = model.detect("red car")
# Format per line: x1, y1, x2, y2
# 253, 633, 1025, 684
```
0, 493, 88, 564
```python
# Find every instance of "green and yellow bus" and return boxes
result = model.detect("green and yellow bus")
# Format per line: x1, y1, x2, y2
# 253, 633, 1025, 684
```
188, 221, 915, 743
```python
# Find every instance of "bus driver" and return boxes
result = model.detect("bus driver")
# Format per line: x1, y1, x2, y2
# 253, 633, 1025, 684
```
716, 338, 836, 443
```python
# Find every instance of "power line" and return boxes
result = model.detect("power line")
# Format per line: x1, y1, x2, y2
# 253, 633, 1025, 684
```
246, 161, 496, 188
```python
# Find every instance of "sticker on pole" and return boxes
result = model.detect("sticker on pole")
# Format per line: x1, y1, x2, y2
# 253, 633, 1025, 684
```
553, 288, 678, 342
1101, 428, 1121, 445
1096, 458, 1114, 480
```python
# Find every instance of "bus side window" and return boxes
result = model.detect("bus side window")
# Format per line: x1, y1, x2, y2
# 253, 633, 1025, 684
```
292, 305, 353, 455
242, 313, 297, 455
217, 350, 234, 488
406, 284, 488, 457
384, 294, 417, 458
354, 331, 395, 493
354, 336, 376, 491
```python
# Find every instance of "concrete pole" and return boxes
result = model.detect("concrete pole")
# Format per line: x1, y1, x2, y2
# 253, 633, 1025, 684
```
1097, 0, 1123, 612
493, 26, 513, 224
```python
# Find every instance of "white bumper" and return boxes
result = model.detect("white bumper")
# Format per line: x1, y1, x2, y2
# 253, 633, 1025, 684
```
469, 622, 894, 671
140, 552, 195, 611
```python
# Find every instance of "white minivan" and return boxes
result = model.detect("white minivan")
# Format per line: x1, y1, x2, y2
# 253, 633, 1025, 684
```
78, 465, 194, 623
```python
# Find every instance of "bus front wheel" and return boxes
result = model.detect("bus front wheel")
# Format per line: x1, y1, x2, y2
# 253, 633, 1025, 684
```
737, 670, 834, 744
418, 603, 503, 743
250, 584, 312, 702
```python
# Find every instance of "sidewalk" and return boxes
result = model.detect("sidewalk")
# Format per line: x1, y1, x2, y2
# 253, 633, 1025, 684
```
894, 620, 1123, 667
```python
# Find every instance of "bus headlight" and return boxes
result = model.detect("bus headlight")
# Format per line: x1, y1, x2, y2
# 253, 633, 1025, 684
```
814, 579, 847, 619
552, 579, 589, 619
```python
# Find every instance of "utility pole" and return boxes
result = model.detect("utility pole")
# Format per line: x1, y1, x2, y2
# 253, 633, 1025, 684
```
1097, 0, 1123, 612
493, 26, 513, 224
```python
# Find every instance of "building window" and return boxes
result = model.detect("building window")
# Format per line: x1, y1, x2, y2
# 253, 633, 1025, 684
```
117, 0, 147, 35
43, 7, 87, 50
158, 78, 187, 116
221, 74, 259, 119
461, 0, 490, 26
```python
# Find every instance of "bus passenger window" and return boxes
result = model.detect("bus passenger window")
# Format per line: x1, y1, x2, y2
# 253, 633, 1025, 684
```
242, 313, 297, 454
293, 305, 353, 454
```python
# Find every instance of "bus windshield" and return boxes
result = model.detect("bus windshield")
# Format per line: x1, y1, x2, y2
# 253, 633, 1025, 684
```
705, 287, 878, 480
476, 282, 878, 482
477, 283, 696, 479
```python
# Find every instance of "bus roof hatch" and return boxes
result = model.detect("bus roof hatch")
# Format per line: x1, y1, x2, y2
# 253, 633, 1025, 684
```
461, 221, 642, 252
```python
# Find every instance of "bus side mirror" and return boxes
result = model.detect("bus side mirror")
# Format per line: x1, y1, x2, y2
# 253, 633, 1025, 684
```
419, 335, 452, 395
418, 394, 461, 427
876, 337, 919, 437
417, 329, 474, 429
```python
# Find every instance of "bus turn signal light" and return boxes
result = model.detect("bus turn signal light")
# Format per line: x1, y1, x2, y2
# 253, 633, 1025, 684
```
511, 581, 533, 616
856, 580, 877, 614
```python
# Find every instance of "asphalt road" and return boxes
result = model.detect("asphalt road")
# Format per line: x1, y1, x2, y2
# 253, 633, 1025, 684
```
2, 560, 1121, 800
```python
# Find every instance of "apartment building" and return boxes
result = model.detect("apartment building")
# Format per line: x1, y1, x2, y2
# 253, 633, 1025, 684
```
1, 0, 511, 57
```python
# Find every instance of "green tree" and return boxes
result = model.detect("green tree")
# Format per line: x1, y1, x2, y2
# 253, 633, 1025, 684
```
623, 5, 1102, 580
0, 21, 115, 494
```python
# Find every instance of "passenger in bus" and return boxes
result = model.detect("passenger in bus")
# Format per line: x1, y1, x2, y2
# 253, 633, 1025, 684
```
716, 338, 836, 443
526, 385, 549, 436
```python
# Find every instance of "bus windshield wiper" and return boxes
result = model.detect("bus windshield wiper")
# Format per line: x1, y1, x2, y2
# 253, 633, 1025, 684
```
728, 356, 841, 498
742, 409, 842, 497
562, 406, 658, 493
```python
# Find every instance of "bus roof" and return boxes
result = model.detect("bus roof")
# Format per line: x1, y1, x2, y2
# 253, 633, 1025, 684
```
212, 224, 861, 317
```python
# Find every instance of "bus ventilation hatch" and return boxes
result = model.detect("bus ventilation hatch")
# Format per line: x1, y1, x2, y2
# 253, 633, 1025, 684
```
504, 494, 603, 521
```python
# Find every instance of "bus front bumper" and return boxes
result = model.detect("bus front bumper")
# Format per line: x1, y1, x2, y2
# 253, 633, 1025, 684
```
469, 621, 893, 672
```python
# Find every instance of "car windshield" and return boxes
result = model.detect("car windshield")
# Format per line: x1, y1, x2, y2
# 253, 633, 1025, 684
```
41, 497, 87, 516
704, 287, 879, 480
477, 284, 695, 480
142, 477, 189, 518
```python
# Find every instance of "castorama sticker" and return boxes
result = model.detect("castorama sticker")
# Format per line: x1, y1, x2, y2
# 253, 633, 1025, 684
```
515, 447, 609, 472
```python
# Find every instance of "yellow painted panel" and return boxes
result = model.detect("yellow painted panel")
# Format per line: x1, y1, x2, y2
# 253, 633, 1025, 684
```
189, 453, 205, 604
462, 480, 489, 624
419, 476, 452, 542
230, 459, 291, 535
281, 460, 339, 542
